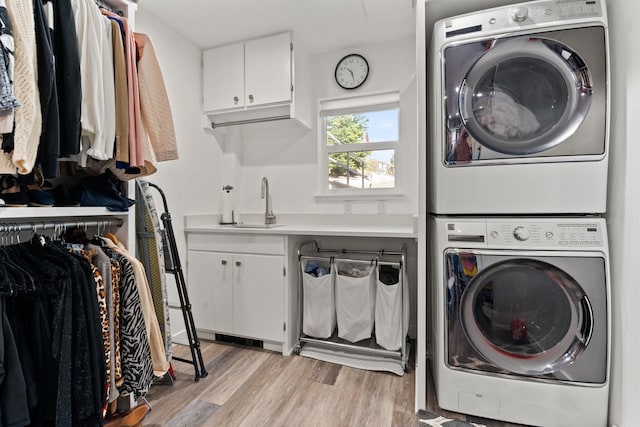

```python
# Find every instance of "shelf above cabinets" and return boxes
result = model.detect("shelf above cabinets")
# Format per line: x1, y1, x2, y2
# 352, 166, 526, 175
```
201, 31, 311, 138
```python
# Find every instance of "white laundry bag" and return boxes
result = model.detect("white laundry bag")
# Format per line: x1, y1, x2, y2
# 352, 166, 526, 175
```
301, 259, 336, 339
375, 264, 408, 351
335, 261, 376, 343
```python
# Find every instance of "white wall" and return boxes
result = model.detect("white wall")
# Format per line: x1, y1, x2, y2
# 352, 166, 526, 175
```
236, 38, 418, 216
138, 9, 417, 220
607, 0, 640, 425
135, 10, 224, 341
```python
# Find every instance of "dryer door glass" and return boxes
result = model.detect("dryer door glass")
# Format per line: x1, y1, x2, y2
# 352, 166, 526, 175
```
442, 26, 607, 166
459, 38, 591, 156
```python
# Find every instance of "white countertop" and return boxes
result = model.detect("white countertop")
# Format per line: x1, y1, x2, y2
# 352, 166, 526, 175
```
184, 213, 417, 238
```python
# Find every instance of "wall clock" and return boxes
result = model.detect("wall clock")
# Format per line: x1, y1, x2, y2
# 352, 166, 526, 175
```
335, 54, 369, 90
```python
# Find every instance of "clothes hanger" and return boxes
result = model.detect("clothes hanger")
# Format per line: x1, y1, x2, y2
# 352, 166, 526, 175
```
103, 232, 120, 245
0, 263, 15, 297
103, 221, 120, 245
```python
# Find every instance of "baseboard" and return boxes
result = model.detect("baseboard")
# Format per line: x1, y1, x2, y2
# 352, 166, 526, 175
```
171, 329, 189, 345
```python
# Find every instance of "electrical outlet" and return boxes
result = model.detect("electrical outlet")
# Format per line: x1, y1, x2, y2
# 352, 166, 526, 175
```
377, 201, 386, 214
344, 201, 352, 214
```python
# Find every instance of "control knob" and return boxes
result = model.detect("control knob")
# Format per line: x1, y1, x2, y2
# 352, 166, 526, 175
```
512, 6, 529, 22
513, 226, 530, 241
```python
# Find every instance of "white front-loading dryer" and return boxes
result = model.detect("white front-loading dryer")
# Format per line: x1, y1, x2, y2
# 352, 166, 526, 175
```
427, 215, 610, 427
428, 0, 609, 214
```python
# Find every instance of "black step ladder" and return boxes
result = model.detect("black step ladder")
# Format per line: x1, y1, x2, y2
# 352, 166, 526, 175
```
141, 182, 208, 381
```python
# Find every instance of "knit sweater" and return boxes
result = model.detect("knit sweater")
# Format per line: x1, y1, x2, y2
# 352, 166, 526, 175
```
135, 33, 179, 162
1, 0, 42, 175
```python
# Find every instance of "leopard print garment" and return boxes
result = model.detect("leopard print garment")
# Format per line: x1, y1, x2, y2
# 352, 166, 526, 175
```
77, 249, 111, 381
111, 260, 123, 386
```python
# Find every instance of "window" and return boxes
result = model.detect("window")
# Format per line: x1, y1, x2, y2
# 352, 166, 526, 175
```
319, 92, 400, 195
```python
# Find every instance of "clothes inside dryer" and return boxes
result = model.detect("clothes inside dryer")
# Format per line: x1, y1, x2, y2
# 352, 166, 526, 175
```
444, 26, 605, 163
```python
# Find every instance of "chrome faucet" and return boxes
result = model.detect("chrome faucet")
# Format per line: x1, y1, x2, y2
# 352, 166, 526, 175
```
261, 177, 276, 225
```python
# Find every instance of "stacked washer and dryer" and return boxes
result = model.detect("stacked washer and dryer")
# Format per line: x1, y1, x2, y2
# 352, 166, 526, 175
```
427, 1, 611, 426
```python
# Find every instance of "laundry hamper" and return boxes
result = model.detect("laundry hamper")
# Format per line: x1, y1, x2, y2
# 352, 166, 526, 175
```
374, 264, 408, 351
301, 259, 336, 339
335, 261, 376, 343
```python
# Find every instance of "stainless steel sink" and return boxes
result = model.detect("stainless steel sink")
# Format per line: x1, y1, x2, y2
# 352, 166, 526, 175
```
232, 223, 284, 229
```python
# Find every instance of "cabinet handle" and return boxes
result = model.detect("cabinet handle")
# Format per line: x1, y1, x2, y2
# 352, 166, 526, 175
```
235, 261, 242, 267
221, 260, 227, 265
233, 96, 239, 104
248, 94, 254, 103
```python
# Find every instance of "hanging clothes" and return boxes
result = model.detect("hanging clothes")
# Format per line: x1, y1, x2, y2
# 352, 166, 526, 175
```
101, 246, 154, 398
86, 13, 116, 162
49, 0, 82, 157
0, 240, 108, 426
0, 297, 30, 427
110, 19, 129, 165
109, 258, 123, 389
2, 244, 56, 426
86, 242, 120, 403
70, 0, 115, 167
1, 0, 42, 175
62, 226, 155, 401
100, 237, 170, 377
73, 247, 114, 403
0, 229, 172, 425
0, 0, 20, 128
134, 33, 178, 162
100, 8, 143, 168
33, 0, 61, 179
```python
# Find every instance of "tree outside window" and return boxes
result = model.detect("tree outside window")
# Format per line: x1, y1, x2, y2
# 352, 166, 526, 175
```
325, 110, 397, 189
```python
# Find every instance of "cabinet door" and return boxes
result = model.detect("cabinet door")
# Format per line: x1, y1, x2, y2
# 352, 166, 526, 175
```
187, 250, 233, 334
232, 254, 284, 342
244, 32, 292, 108
203, 42, 245, 112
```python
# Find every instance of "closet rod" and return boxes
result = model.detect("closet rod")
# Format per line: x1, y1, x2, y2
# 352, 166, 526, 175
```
0, 218, 123, 233
211, 115, 291, 129
316, 247, 403, 257
299, 254, 402, 267
94, 0, 114, 12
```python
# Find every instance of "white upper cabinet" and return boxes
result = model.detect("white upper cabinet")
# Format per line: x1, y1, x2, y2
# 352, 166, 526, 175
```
244, 32, 292, 108
203, 42, 245, 111
202, 31, 311, 134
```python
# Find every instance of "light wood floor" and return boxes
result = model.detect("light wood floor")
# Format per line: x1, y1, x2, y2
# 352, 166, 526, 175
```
141, 341, 525, 427
142, 340, 416, 426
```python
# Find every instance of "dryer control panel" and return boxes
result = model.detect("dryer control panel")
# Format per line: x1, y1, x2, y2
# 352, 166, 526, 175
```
486, 221, 604, 248
442, 0, 605, 40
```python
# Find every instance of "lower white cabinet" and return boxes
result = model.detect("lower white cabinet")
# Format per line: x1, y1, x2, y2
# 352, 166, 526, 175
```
187, 234, 285, 344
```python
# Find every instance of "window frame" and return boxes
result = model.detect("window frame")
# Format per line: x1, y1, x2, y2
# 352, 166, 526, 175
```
316, 91, 404, 201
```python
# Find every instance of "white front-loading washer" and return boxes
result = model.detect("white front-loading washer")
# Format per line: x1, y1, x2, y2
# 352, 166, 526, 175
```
428, 0, 609, 214
428, 215, 610, 427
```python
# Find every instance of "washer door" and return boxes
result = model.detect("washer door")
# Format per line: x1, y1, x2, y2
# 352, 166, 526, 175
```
458, 37, 592, 155
459, 258, 594, 376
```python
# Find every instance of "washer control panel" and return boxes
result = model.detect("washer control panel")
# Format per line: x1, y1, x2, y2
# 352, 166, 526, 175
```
487, 221, 604, 248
